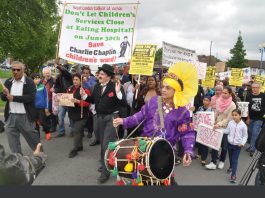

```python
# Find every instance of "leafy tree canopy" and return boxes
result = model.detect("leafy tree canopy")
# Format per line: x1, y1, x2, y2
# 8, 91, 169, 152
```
0, 0, 60, 72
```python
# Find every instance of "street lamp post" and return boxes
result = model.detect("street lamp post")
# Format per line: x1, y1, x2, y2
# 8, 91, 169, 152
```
259, 43, 265, 75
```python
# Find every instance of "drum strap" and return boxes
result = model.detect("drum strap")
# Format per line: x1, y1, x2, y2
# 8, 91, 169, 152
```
152, 96, 165, 138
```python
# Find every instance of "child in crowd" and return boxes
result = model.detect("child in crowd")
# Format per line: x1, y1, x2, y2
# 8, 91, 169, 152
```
196, 95, 213, 166
31, 73, 51, 140
226, 109, 248, 183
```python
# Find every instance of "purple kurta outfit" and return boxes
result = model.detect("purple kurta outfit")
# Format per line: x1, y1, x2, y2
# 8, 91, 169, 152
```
123, 96, 195, 157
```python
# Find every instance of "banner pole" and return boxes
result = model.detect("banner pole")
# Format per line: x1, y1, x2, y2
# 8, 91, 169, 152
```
54, 2, 66, 77
81, 74, 84, 119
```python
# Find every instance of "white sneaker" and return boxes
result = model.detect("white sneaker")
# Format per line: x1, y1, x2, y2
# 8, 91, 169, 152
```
205, 162, 217, 170
218, 162, 224, 169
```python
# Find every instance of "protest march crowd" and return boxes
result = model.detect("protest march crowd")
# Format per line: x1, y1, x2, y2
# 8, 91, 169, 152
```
0, 59, 265, 186
0, 2, 265, 187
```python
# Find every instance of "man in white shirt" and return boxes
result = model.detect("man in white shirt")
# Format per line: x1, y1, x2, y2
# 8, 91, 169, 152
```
1, 61, 40, 154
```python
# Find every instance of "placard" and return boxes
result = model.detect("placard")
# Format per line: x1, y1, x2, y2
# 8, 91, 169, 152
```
129, 44, 157, 76
196, 124, 223, 150
57, 93, 75, 107
192, 111, 215, 130
237, 102, 249, 117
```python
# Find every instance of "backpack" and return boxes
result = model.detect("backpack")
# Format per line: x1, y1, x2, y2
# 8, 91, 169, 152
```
255, 124, 265, 153
0, 144, 45, 185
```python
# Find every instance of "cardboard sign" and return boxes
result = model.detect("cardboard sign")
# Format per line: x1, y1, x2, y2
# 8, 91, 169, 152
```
57, 93, 75, 107
196, 124, 223, 150
129, 44, 157, 76
237, 102, 249, 117
192, 111, 215, 131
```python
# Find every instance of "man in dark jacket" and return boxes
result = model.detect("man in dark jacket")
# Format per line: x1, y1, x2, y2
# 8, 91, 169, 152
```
54, 62, 73, 137
0, 61, 40, 154
80, 64, 127, 184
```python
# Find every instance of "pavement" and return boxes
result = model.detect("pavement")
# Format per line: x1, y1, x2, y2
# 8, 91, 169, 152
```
0, 111, 258, 186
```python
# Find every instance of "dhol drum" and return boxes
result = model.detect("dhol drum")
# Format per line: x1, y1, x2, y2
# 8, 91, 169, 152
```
104, 137, 175, 186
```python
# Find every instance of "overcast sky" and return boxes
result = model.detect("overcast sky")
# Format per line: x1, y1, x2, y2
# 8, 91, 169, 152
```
64, 0, 265, 61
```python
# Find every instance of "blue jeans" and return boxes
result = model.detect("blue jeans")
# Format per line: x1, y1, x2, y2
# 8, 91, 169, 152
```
249, 120, 263, 152
58, 106, 73, 134
228, 143, 241, 177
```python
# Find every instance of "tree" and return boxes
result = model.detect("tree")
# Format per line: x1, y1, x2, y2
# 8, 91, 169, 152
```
0, 0, 60, 72
155, 47, 162, 61
227, 31, 248, 68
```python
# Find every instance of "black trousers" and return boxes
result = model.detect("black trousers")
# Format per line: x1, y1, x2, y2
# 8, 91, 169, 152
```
97, 113, 119, 176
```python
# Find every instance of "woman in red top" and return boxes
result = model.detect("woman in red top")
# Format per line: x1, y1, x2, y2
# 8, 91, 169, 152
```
67, 73, 90, 158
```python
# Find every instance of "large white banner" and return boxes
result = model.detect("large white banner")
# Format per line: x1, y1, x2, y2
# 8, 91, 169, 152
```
58, 3, 138, 65
162, 41, 197, 67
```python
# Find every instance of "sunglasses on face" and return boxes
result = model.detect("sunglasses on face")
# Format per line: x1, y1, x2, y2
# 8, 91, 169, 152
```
12, 68, 21, 72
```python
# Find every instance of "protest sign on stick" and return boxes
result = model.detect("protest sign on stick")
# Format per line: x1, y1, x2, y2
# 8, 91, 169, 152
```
162, 41, 197, 67
196, 124, 223, 150
129, 44, 157, 76
201, 66, 216, 88
229, 68, 244, 87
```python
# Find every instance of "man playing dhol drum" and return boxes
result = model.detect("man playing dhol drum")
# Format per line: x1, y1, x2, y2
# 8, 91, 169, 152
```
113, 62, 198, 185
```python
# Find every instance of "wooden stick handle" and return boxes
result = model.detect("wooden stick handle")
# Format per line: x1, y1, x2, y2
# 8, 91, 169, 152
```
80, 75, 84, 119
134, 74, 141, 100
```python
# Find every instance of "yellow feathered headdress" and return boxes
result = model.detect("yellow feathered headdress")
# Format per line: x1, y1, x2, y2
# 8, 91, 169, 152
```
163, 62, 198, 108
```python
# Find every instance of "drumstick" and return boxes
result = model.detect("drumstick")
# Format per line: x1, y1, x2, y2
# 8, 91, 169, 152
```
134, 74, 141, 100
0, 79, 6, 89
113, 117, 120, 140
80, 75, 83, 119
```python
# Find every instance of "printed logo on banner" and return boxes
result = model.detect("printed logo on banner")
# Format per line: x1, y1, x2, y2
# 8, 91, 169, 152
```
58, 4, 138, 65
196, 124, 223, 150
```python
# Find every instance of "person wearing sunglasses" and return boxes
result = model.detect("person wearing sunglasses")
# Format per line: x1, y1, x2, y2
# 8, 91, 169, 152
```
0, 61, 40, 154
